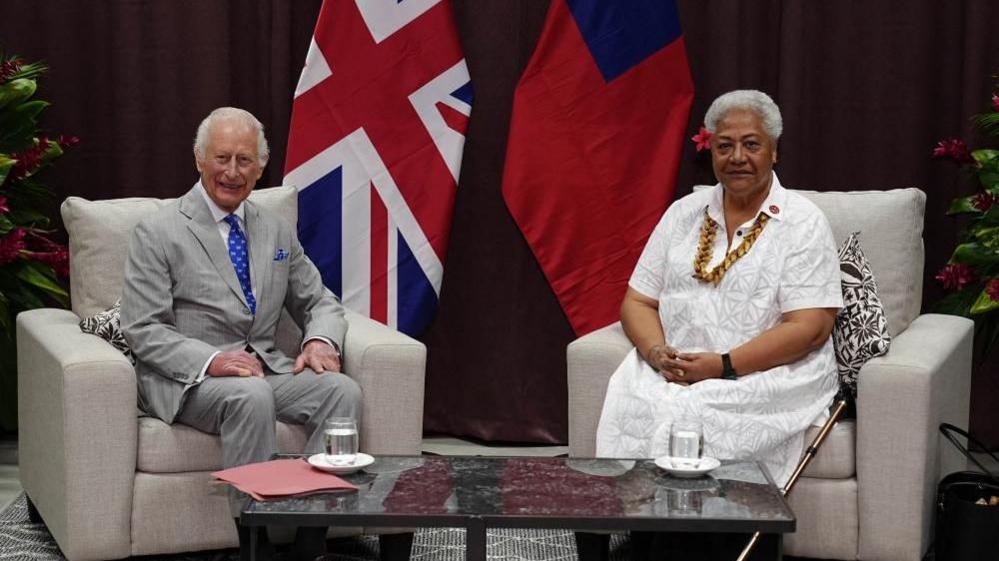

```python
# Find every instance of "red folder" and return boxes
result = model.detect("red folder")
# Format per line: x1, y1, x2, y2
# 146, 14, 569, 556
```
212, 458, 357, 501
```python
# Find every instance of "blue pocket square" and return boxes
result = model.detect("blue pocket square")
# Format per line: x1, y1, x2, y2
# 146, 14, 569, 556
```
273, 249, 289, 261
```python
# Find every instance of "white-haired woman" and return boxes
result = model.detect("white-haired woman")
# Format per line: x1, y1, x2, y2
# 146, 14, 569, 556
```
595, 90, 841, 486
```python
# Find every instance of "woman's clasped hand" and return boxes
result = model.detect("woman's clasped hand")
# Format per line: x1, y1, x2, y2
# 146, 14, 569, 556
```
654, 348, 724, 385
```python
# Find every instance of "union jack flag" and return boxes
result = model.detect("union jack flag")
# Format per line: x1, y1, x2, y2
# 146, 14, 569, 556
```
284, 0, 471, 335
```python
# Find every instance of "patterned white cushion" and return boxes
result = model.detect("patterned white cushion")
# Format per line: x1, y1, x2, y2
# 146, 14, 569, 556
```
79, 298, 134, 364
833, 232, 891, 398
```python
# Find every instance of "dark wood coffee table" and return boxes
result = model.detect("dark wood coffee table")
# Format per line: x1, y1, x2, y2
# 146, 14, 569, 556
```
240, 455, 794, 561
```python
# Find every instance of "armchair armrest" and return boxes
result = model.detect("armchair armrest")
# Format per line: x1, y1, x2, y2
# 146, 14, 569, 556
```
566, 322, 632, 457
17, 307, 137, 561
856, 313, 973, 561
342, 310, 426, 455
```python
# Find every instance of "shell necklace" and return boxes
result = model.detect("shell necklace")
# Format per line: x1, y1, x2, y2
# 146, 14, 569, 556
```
692, 207, 769, 285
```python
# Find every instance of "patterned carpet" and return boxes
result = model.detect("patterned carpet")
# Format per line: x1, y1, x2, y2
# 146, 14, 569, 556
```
0, 493, 843, 561
0, 493, 622, 561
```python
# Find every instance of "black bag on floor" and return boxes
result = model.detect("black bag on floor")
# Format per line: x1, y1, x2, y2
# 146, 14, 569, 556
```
934, 423, 999, 561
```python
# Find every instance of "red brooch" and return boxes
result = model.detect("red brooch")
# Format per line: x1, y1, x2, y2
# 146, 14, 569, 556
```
769, 205, 780, 214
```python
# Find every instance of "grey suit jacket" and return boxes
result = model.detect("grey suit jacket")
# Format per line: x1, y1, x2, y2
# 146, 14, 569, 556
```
120, 185, 347, 423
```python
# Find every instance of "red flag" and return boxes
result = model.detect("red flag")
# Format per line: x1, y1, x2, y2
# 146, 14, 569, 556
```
501, 0, 693, 335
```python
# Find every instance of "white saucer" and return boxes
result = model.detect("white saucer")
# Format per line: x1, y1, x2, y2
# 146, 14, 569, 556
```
307, 452, 374, 474
566, 459, 636, 477
654, 456, 721, 478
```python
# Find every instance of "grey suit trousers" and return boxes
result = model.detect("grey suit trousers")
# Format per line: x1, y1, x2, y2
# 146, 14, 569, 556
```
176, 369, 362, 515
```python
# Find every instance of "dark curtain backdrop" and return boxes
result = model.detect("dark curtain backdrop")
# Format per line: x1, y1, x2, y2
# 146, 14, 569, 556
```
3, 1, 998, 447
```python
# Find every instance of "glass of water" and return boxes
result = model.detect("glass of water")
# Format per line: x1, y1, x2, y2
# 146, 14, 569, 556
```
669, 417, 702, 468
324, 417, 359, 466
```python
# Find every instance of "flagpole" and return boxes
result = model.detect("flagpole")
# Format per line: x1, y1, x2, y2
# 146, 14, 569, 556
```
735, 399, 849, 561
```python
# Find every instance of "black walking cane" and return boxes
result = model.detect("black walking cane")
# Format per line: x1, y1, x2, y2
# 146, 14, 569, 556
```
735, 398, 850, 561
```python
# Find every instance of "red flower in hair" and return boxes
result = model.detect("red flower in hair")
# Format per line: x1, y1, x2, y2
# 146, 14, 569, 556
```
992, 93, 999, 111
691, 126, 713, 152
935, 263, 977, 291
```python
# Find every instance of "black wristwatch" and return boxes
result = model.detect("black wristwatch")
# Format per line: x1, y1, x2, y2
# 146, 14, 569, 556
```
721, 353, 738, 380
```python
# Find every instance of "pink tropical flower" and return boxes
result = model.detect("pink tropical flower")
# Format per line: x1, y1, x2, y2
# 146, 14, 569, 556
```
0, 228, 27, 266
987, 279, 999, 301
10, 136, 50, 181
932, 138, 973, 163
24, 230, 69, 277
0, 58, 22, 82
992, 93, 999, 111
973, 192, 998, 212
0, 195, 8, 215
28, 248, 69, 278
691, 126, 712, 152
57, 134, 79, 148
936, 263, 977, 291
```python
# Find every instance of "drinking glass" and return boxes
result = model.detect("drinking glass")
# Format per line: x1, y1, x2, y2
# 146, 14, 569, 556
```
669, 418, 702, 468
324, 417, 359, 466
657, 486, 702, 516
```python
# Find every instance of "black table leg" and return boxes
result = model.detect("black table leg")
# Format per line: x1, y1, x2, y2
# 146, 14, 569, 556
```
249, 526, 258, 561
379, 532, 414, 561
575, 532, 610, 561
466, 518, 487, 561
628, 531, 654, 561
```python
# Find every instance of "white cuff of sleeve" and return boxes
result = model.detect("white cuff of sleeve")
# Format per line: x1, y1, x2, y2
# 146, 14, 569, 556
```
303, 336, 340, 355
192, 350, 221, 386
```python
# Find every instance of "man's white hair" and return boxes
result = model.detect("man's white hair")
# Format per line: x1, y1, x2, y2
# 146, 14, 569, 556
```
193, 107, 270, 166
704, 89, 783, 142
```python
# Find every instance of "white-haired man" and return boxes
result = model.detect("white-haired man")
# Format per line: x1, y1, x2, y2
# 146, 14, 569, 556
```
121, 107, 361, 561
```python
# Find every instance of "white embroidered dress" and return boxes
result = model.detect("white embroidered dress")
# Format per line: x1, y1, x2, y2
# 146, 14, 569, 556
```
595, 174, 842, 485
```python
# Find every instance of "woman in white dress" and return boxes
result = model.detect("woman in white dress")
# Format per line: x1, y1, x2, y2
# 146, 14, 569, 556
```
595, 90, 842, 487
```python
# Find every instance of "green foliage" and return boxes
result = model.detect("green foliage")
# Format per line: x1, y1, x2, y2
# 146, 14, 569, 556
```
0, 53, 73, 431
934, 81, 999, 357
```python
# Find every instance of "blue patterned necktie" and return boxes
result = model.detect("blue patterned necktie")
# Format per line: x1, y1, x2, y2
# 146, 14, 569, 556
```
223, 214, 256, 315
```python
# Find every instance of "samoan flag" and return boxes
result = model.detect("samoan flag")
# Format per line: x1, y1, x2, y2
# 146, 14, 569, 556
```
501, 0, 693, 335
284, 0, 471, 335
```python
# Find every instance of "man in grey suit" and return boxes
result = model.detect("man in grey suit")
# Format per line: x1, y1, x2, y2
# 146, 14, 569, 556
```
121, 107, 360, 561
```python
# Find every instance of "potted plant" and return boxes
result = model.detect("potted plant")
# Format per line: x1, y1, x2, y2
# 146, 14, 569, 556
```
933, 80, 999, 357
0, 53, 74, 431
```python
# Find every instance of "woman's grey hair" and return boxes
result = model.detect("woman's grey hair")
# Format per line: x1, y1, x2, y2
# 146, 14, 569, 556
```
704, 90, 783, 142
193, 107, 270, 166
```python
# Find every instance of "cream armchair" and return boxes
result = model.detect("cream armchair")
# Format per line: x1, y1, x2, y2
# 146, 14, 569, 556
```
567, 188, 972, 561
17, 186, 427, 561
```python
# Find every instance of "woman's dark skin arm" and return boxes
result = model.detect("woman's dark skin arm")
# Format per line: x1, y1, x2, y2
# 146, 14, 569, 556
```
659, 308, 837, 384
620, 287, 681, 374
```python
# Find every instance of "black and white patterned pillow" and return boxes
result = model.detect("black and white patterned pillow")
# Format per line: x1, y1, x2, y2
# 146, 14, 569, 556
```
79, 298, 135, 364
832, 232, 890, 398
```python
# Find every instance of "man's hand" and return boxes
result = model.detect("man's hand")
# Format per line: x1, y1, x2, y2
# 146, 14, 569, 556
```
660, 352, 724, 384
207, 350, 265, 378
294, 339, 341, 374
